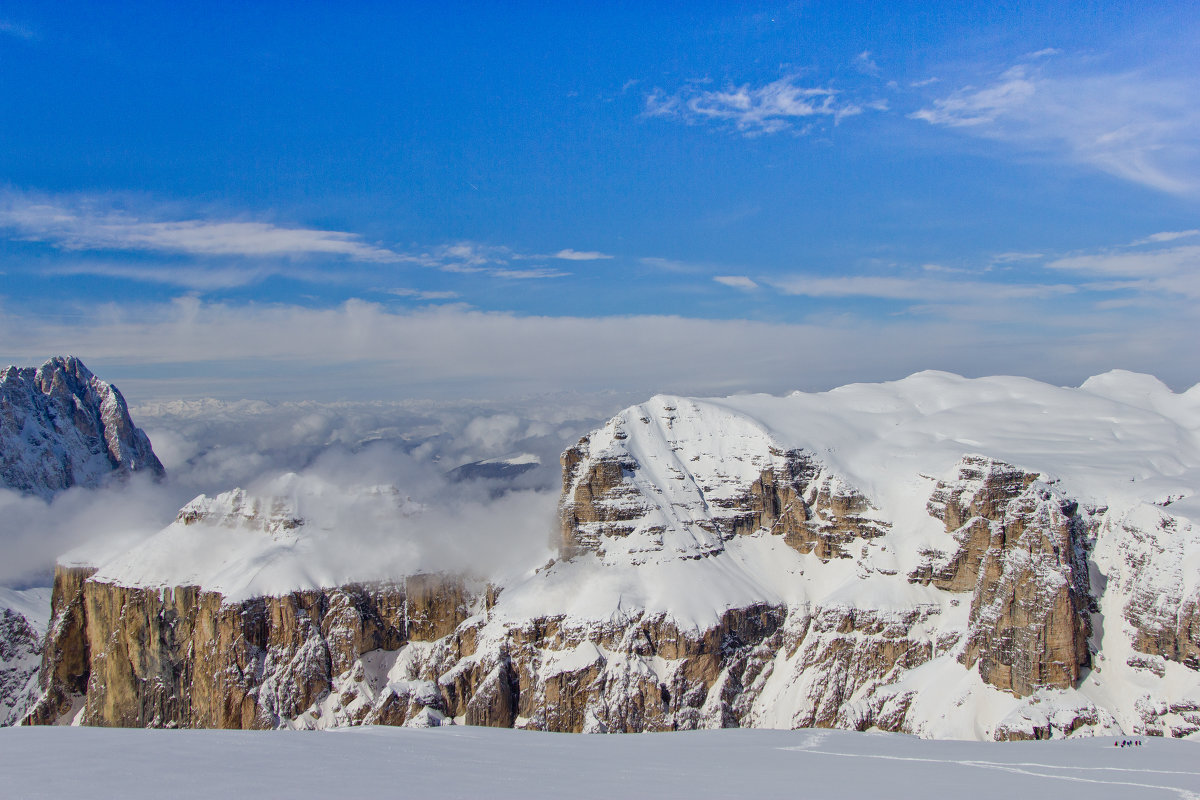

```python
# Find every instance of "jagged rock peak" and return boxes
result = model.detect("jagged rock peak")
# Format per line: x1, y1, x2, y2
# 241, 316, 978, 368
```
0, 356, 164, 497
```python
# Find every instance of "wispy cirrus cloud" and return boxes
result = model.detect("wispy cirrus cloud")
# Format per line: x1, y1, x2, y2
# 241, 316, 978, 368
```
713, 275, 758, 290
1128, 230, 1200, 246
552, 249, 613, 261
490, 268, 569, 280
383, 287, 461, 301
854, 51, 881, 77
1047, 242, 1200, 298
768, 274, 1076, 303
645, 76, 869, 136
0, 19, 35, 39
0, 194, 405, 261
911, 58, 1200, 194
424, 242, 569, 279
49, 262, 295, 291
0, 193, 578, 290
952, 230, 1200, 300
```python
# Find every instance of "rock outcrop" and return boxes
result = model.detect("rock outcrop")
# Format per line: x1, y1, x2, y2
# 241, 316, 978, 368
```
26, 564, 471, 729
915, 456, 1093, 696
0, 356, 164, 497
0, 588, 52, 726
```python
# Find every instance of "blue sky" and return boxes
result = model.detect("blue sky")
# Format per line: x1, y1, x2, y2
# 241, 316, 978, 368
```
1, 2, 1198, 399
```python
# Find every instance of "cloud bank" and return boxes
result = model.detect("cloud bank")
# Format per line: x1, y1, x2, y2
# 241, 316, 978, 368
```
2, 290, 1197, 404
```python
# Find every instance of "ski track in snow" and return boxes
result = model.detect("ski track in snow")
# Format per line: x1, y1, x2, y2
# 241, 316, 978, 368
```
785, 745, 1200, 799
4, 727, 1200, 799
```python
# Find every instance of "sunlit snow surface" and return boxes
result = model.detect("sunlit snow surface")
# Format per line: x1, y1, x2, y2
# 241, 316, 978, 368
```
2, 726, 1198, 799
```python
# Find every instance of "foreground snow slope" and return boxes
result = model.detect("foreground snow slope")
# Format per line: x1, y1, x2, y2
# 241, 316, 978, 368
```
1, 726, 1197, 799
27, 370, 1200, 740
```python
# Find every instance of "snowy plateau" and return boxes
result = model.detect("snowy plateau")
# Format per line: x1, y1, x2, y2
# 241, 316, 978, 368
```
7, 362, 1200, 792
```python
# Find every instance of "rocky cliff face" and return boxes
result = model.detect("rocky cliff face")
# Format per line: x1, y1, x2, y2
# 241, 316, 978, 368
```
915, 456, 1093, 696
0, 356, 164, 497
22, 372, 1200, 741
0, 587, 52, 726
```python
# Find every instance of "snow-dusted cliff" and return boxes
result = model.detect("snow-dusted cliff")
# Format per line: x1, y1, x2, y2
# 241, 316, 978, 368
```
0, 356, 164, 498
24, 370, 1200, 740
0, 587, 51, 726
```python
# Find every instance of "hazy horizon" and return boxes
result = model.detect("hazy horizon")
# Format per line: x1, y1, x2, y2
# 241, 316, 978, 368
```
1, 3, 1197, 402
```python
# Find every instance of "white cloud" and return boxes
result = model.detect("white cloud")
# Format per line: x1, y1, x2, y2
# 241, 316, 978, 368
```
768, 274, 1075, 302
3, 296, 1197, 406
489, 268, 569, 280
1037, 235, 1200, 299
713, 275, 758, 290
640, 256, 698, 273
990, 252, 1044, 263
48, 262, 283, 290
0, 194, 405, 261
413, 242, 569, 280
645, 76, 869, 136
553, 249, 613, 261
911, 61, 1200, 194
854, 51, 881, 77
0, 194, 578, 287
385, 288, 460, 300
1128, 230, 1200, 246
1047, 244, 1200, 277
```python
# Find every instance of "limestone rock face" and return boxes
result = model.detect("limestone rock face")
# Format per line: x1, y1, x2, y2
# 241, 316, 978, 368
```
0, 356, 164, 497
916, 456, 1093, 696
26, 565, 468, 728
558, 398, 889, 566
0, 588, 52, 726
22, 566, 95, 726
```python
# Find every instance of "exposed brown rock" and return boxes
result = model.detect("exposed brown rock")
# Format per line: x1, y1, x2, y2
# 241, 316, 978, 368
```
25, 570, 471, 728
22, 565, 96, 725
559, 443, 888, 563
913, 456, 1092, 697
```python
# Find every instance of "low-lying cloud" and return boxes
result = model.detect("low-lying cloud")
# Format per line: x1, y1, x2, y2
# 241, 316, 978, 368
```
2, 293, 1198, 404
0, 388, 629, 587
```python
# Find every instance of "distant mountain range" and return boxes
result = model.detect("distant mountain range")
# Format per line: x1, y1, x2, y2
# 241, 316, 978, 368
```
9, 365, 1200, 740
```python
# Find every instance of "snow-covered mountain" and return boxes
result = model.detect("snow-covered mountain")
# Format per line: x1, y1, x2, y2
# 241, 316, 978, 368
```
0, 587, 52, 726
1, 357, 164, 726
22, 370, 1200, 740
0, 356, 164, 498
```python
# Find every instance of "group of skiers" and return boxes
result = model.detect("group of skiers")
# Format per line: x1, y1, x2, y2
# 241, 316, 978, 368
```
1115, 739, 1143, 747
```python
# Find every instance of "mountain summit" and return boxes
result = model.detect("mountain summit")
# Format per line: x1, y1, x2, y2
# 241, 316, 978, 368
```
0, 356, 164, 498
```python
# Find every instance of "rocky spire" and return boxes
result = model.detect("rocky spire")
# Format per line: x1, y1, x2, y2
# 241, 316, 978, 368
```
0, 356, 164, 498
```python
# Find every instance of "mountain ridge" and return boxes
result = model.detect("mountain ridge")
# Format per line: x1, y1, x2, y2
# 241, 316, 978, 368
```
0, 356, 164, 498
17, 369, 1200, 739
